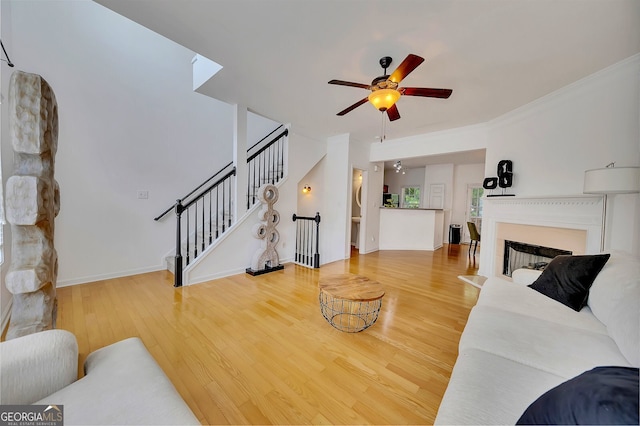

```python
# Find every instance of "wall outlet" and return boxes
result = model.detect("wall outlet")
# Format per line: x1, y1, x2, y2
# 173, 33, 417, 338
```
137, 190, 149, 199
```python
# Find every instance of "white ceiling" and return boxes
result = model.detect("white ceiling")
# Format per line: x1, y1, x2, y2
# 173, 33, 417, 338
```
95, 0, 640, 147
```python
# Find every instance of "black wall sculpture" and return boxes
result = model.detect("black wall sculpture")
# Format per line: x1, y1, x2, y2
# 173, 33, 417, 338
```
484, 160, 515, 197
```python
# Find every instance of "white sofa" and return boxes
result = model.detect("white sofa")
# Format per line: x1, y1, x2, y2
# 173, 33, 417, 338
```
435, 251, 640, 425
0, 331, 199, 425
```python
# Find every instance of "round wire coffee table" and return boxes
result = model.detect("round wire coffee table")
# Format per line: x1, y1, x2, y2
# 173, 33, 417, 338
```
318, 274, 385, 333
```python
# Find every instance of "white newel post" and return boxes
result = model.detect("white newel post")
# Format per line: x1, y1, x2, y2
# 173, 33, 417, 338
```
233, 104, 248, 220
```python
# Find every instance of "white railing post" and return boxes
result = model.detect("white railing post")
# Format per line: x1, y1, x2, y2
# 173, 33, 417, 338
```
233, 104, 248, 220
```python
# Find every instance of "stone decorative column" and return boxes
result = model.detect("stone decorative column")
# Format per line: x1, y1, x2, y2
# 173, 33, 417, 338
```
5, 71, 60, 339
246, 184, 284, 275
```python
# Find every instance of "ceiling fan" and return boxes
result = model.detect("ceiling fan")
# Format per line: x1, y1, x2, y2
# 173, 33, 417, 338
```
328, 54, 452, 121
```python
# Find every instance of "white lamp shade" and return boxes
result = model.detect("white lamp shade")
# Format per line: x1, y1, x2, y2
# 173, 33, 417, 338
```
583, 166, 640, 194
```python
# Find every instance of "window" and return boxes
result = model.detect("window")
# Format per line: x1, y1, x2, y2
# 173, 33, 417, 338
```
401, 186, 421, 208
469, 187, 484, 219
466, 185, 484, 241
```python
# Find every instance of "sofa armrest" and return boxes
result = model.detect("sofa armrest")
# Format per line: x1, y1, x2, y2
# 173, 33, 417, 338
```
38, 337, 200, 425
512, 268, 543, 285
0, 329, 78, 405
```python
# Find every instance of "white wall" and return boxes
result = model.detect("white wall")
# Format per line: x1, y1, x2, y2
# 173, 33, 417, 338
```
384, 167, 425, 202
364, 161, 385, 254
382, 169, 401, 196
247, 112, 281, 148
1, 0, 235, 292
322, 134, 351, 262
297, 156, 325, 218
370, 123, 489, 163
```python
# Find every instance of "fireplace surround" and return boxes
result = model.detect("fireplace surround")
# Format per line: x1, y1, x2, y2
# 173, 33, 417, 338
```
478, 196, 603, 278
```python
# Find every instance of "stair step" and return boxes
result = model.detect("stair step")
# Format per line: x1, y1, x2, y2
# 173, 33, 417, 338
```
166, 256, 175, 274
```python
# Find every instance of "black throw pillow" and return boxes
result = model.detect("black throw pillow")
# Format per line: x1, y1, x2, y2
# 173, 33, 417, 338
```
528, 254, 610, 311
516, 366, 639, 425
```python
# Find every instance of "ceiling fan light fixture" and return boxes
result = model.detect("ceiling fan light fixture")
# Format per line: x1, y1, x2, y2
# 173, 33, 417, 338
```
368, 88, 400, 111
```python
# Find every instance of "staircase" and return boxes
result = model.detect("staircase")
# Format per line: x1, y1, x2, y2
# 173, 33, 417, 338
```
156, 126, 289, 286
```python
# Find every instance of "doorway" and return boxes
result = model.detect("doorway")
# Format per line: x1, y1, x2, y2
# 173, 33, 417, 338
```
350, 168, 366, 256
464, 184, 484, 243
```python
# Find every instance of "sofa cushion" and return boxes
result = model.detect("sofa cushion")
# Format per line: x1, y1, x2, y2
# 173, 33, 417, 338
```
434, 348, 567, 425
459, 305, 631, 379
37, 337, 199, 425
0, 330, 78, 405
587, 252, 640, 366
516, 366, 639, 425
477, 277, 608, 334
511, 268, 542, 285
528, 254, 610, 311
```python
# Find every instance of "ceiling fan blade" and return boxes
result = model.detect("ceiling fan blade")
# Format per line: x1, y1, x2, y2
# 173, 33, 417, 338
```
401, 87, 453, 98
389, 54, 425, 84
337, 97, 369, 116
328, 79, 370, 90
386, 104, 400, 121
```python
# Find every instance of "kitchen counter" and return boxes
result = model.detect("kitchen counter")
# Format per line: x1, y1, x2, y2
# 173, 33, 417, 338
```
380, 207, 444, 211
379, 208, 444, 251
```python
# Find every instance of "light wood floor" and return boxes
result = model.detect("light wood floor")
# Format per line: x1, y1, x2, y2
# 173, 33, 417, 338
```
56, 245, 480, 425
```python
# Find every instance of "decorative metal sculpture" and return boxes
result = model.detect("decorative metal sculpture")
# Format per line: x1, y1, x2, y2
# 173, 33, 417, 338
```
246, 184, 284, 275
485, 159, 515, 197
5, 71, 60, 339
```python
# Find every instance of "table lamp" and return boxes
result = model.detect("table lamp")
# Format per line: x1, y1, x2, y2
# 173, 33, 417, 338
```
583, 163, 640, 251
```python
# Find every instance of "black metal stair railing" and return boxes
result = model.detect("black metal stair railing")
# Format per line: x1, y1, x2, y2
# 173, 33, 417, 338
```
154, 161, 233, 222
292, 212, 321, 268
156, 164, 236, 287
247, 126, 288, 209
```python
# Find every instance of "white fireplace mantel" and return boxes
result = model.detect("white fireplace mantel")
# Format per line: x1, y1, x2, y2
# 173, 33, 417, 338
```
478, 195, 604, 277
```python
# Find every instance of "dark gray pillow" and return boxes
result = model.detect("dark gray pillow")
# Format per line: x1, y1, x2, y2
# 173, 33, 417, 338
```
517, 366, 639, 425
528, 254, 610, 311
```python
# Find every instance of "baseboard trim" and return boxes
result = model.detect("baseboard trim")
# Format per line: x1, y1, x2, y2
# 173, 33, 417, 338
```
359, 247, 379, 255
187, 266, 248, 285
57, 265, 166, 287
187, 258, 294, 286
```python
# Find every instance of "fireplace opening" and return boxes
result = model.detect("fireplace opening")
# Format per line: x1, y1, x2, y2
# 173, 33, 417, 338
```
503, 240, 571, 277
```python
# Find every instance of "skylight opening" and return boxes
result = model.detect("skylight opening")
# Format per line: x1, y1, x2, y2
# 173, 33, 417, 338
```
192, 54, 222, 91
